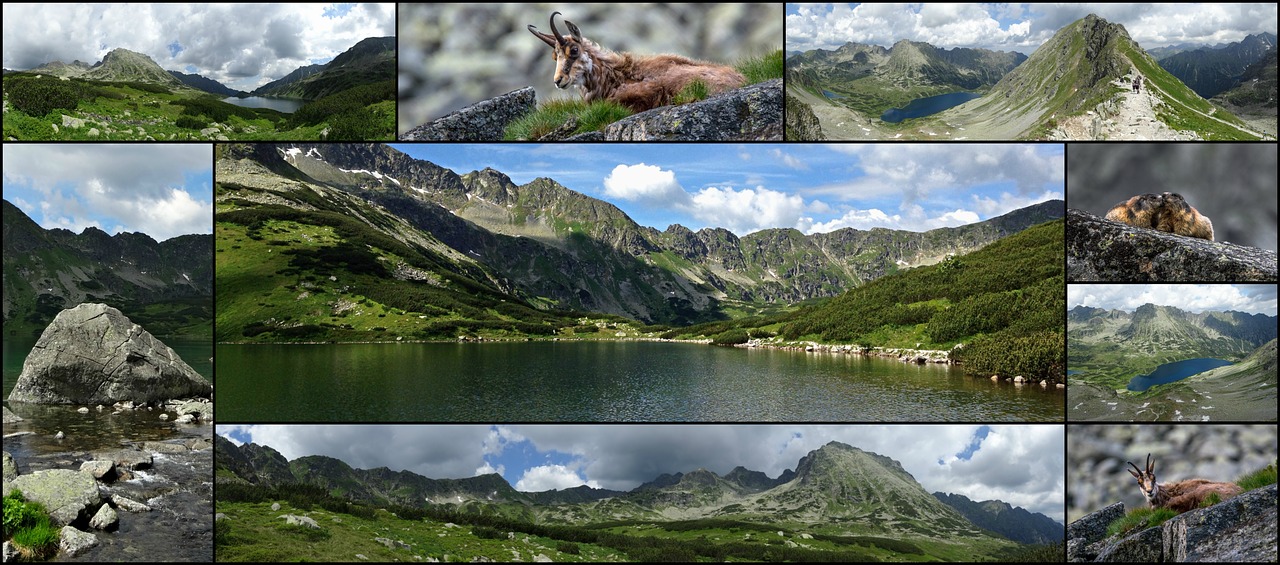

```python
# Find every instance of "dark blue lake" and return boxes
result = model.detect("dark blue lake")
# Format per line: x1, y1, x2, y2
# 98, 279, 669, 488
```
1126, 358, 1234, 392
822, 89, 845, 99
880, 91, 981, 123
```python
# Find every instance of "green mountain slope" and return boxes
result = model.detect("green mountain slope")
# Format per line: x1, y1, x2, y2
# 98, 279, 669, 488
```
252, 37, 394, 101
2, 199, 212, 337
216, 439, 1044, 562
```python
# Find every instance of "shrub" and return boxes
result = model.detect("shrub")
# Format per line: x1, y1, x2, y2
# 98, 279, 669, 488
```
712, 329, 750, 346
175, 115, 206, 130
556, 541, 581, 555
6, 78, 83, 117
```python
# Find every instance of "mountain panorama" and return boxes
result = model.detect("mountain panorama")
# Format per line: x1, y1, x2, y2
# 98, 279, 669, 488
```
786, 14, 1274, 141
215, 142, 1064, 335
215, 437, 1064, 561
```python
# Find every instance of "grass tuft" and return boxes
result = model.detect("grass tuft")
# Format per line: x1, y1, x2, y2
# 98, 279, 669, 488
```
737, 49, 785, 84
1106, 507, 1178, 538
503, 99, 632, 140
673, 79, 711, 105
1236, 461, 1278, 491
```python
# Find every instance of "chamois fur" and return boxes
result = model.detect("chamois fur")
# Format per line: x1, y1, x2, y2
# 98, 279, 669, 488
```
527, 12, 746, 113
1127, 453, 1243, 514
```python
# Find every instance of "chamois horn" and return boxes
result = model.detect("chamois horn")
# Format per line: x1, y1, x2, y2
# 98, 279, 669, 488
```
550, 11, 566, 44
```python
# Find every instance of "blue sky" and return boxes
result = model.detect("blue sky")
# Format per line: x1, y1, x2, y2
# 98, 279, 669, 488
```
2, 3, 395, 91
786, 3, 1278, 52
1068, 284, 1279, 316
391, 143, 1064, 236
2, 144, 212, 241
217, 424, 1065, 523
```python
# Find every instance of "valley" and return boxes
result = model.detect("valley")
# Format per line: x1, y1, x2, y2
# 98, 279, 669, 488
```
2, 37, 395, 141
1067, 303, 1278, 421
215, 436, 1063, 562
787, 14, 1274, 140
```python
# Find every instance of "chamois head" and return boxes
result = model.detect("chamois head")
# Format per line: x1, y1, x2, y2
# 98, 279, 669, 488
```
527, 11, 593, 91
1127, 453, 1159, 504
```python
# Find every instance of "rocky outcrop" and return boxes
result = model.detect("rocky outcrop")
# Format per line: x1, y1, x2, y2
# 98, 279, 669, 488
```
1067, 208, 1278, 281
281, 514, 321, 529
58, 526, 99, 557
1067, 484, 1278, 562
402, 88, 536, 141
602, 79, 783, 141
2, 451, 16, 481
2, 406, 21, 424
5, 469, 103, 525
7, 303, 212, 405
785, 91, 825, 140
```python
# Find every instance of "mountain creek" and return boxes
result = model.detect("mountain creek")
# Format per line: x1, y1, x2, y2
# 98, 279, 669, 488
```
3, 337, 214, 561
214, 341, 1064, 422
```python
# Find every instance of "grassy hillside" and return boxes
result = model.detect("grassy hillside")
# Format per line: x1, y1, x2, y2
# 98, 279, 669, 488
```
2, 73, 393, 141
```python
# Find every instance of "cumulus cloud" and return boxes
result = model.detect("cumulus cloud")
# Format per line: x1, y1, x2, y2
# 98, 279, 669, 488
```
687, 185, 811, 235
816, 144, 1062, 205
514, 464, 600, 492
1068, 284, 1278, 316
3, 144, 212, 241
602, 163, 690, 204
787, 3, 1276, 53
1, 3, 395, 90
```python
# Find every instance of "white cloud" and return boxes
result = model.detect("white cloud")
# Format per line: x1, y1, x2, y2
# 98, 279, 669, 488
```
806, 204, 984, 233
687, 185, 811, 235
475, 461, 506, 477
602, 163, 690, 204
514, 464, 600, 492
770, 148, 809, 170
1068, 284, 1278, 316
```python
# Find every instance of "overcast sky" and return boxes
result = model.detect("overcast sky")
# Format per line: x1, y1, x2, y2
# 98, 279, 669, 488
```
217, 424, 1065, 523
390, 143, 1063, 236
786, 3, 1279, 53
2, 144, 211, 242
1, 3, 395, 91
1068, 284, 1278, 316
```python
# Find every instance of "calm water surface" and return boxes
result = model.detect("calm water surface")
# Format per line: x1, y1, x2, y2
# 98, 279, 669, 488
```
216, 341, 1064, 422
3, 336, 214, 561
1126, 358, 1234, 391
880, 91, 981, 123
221, 96, 305, 113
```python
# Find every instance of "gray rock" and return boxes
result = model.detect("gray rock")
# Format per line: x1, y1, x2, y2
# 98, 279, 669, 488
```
1096, 525, 1161, 562
96, 449, 153, 472
271, 502, 281, 511
603, 79, 782, 141
174, 414, 193, 424
215, 512, 227, 522
1066, 502, 1125, 561
7, 303, 212, 405
59, 526, 99, 557
79, 460, 117, 481
176, 399, 213, 421
2, 541, 15, 563
1067, 208, 1277, 281
1, 406, 20, 424
7, 469, 102, 525
2, 451, 16, 482
61, 114, 84, 129
356, 554, 369, 561
280, 514, 320, 529
402, 87, 536, 141
87, 128, 100, 137
110, 493, 151, 512
89, 503, 118, 531
785, 92, 825, 141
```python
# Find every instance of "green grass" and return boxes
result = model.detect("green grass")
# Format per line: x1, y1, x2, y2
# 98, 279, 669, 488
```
672, 79, 711, 105
1237, 462, 1278, 491
737, 49, 785, 84
502, 99, 633, 140
1106, 507, 1178, 538
3, 490, 61, 560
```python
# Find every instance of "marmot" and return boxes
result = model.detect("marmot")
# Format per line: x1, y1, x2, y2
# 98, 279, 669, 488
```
1104, 192, 1214, 241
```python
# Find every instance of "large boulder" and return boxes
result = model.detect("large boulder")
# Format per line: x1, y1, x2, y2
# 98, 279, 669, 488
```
59, 526, 99, 557
402, 87, 536, 141
6, 469, 103, 525
602, 79, 783, 141
7, 303, 212, 405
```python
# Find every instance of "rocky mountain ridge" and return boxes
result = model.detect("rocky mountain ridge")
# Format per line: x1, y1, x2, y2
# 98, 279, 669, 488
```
1158, 32, 1277, 99
215, 437, 1058, 544
787, 39, 1026, 96
2, 199, 213, 336
250, 37, 394, 100
223, 142, 1062, 324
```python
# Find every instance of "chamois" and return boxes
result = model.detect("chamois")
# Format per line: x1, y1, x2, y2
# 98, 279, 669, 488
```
527, 12, 746, 113
1126, 453, 1243, 514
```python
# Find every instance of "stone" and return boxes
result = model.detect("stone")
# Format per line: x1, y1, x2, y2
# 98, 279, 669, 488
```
87, 128, 100, 137
89, 503, 118, 530
96, 449, 153, 472
61, 115, 84, 128
603, 79, 782, 141
1067, 208, 1277, 282
281, 514, 320, 529
215, 513, 227, 522
176, 399, 213, 421
2, 451, 17, 481
55, 431, 65, 440
9, 469, 102, 525
271, 502, 281, 511
77, 407, 89, 414
2, 541, 15, 563
142, 441, 189, 454
403, 87, 536, 141
174, 414, 194, 424
7, 303, 212, 405
111, 493, 151, 512
59, 526, 99, 557
159, 413, 169, 421
2, 406, 20, 424
79, 460, 117, 481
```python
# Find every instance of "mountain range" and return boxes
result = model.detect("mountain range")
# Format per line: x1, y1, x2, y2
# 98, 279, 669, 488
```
1, 200, 213, 337
214, 142, 1062, 341
1067, 304, 1278, 421
787, 14, 1269, 140
250, 36, 395, 100
215, 436, 1062, 551
1157, 32, 1277, 99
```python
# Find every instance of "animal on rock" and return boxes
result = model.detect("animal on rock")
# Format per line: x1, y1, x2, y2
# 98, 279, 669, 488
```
1126, 453, 1242, 514
527, 11, 746, 112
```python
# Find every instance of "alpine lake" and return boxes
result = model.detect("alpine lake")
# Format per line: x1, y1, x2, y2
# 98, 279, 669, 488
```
2, 336, 214, 562
215, 341, 1064, 422
221, 96, 306, 113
